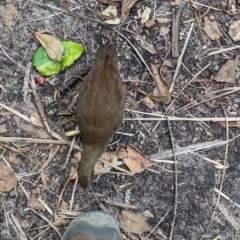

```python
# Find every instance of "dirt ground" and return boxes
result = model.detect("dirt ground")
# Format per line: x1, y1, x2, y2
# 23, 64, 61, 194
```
1, 0, 240, 239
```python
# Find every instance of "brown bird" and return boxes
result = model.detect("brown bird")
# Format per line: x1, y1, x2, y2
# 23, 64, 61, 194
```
76, 44, 125, 188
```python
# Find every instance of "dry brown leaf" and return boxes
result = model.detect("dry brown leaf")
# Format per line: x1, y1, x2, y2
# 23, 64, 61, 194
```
115, 148, 128, 159
95, 152, 118, 174
159, 26, 170, 36
123, 145, 152, 173
213, 60, 235, 83
34, 29, 64, 61
145, 18, 155, 28
151, 64, 171, 104
119, 210, 151, 234
142, 210, 154, 218
27, 193, 45, 211
13, 116, 49, 139
121, 0, 139, 23
203, 17, 222, 41
0, 124, 7, 133
135, 35, 156, 54
143, 97, 155, 109
228, 20, 240, 41
127, 96, 139, 110
74, 151, 81, 161
30, 112, 44, 128
141, 7, 151, 25
9, 152, 20, 165
0, 0, 17, 31
0, 162, 17, 192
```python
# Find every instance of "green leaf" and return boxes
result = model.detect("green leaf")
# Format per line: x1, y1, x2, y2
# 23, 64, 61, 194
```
32, 41, 84, 76
61, 41, 84, 70
32, 46, 61, 76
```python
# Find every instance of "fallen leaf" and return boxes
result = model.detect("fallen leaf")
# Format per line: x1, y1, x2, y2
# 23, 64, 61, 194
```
30, 112, 44, 128
228, 20, 240, 41
159, 26, 170, 36
0, 0, 17, 31
213, 60, 235, 83
115, 148, 128, 159
119, 210, 151, 234
33, 29, 64, 61
0, 162, 17, 192
105, 18, 121, 25
203, 17, 222, 41
95, 152, 118, 174
151, 64, 171, 104
127, 96, 139, 110
121, 0, 139, 23
123, 145, 152, 173
102, 5, 117, 17
27, 193, 45, 211
135, 35, 156, 54
142, 210, 154, 218
143, 96, 155, 109
145, 18, 155, 28
141, 7, 151, 25
9, 152, 20, 165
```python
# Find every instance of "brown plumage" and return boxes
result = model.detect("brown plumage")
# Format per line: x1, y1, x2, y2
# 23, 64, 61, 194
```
76, 44, 125, 188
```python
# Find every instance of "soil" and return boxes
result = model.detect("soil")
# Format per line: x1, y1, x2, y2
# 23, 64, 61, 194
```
0, 0, 240, 239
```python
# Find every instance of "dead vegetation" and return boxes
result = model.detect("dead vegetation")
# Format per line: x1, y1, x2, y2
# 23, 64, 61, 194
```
0, 0, 240, 239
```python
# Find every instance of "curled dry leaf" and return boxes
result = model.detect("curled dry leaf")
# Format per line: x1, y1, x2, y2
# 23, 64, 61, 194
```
151, 64, 171, 104
119, 210, 151, 234
121, 0, 139, 23
228, 20, 240, 41
123, 145, 152, 173
0, 162, 17, 192
34, 29, 64, 61
213, 60, 235, 83
102, 5, 121, 25
203, 17, 222, 41
141, 6, 151, 25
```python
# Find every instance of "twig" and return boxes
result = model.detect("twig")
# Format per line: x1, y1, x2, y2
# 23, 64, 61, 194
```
25, 208, 62, 239
0, 137, 80, 150
30, 77, 51, 134
173, 22, 194, 80
207, 45, 240, 56
39, 145, 61, 171
22, 63, 32, 103
199, 104, 229, 239
165, 104, 177, 240
172, 7, 182, 58
167, 61, 213, 112
99, 158, 133, 175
